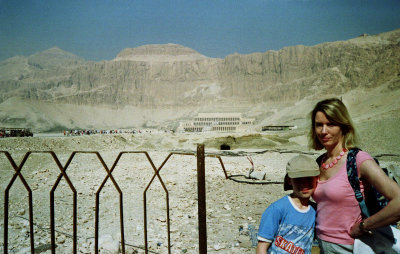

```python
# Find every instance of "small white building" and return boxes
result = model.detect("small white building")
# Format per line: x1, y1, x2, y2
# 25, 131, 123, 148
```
179, 113, 255, 133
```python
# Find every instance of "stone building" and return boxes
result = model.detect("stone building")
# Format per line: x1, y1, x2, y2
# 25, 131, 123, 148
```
178, 113, 255, 133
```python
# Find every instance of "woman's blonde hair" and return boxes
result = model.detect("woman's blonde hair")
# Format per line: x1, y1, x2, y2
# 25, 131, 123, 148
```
309, 98, 359, 150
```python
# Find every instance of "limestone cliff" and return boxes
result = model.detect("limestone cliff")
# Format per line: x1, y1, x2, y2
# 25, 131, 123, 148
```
0, 30, 399, 131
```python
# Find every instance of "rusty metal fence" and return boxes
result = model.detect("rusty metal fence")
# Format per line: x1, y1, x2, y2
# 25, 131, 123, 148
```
1, 144, 230, 254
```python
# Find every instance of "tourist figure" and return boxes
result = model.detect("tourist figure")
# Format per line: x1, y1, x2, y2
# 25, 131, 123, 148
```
309, 98, 400, 253
256, 155, 319, 254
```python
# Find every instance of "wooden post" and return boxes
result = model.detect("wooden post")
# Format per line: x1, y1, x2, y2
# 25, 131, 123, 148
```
197, 144, 207, 253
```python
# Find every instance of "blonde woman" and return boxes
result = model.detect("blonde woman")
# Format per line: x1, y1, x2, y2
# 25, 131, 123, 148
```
309, 98, 400, 253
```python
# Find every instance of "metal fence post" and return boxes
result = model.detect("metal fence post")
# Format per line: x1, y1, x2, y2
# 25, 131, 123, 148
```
197, 144, 207, 254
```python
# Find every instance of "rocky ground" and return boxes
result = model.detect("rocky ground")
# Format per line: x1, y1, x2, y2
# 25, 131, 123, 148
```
0, 130, 399, 253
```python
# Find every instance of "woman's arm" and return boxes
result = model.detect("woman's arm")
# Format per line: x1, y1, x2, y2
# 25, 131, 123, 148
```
350, 159, 400, 237
256, 241, 271, 254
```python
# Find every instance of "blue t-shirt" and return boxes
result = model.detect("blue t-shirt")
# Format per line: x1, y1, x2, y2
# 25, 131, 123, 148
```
257, 195, 316, 254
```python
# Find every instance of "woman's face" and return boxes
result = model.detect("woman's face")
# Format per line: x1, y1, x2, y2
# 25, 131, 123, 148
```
314, 111, 343, 149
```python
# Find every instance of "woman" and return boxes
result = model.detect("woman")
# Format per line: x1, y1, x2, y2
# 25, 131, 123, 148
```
309, 98, 400, 253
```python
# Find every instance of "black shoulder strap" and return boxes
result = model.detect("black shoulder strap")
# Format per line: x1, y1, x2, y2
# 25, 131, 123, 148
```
346, 148, 371, 218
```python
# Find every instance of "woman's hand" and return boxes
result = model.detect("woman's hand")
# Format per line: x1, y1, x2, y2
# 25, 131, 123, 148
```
350, 221, 373, 238
350, 221, 363, 238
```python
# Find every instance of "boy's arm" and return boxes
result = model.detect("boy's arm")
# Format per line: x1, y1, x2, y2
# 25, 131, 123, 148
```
256, 241, 271, 254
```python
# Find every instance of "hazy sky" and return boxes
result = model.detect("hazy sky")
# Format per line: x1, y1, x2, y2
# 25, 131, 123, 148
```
1, 0, 400, 61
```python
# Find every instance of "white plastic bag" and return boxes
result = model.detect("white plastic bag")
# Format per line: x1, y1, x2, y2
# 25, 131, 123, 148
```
354, 225, 400, 254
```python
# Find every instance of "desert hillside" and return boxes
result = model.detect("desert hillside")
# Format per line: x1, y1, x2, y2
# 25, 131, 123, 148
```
0, 29, 399, 134
0, 130, 399, 253
1, 34, 399, 251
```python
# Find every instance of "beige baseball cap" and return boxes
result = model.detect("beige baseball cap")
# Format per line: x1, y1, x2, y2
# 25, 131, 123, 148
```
284, 154, 320, 191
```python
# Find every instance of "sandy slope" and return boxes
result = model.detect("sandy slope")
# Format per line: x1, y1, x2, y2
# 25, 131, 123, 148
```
0, 130, 399, 253
1, 81, 400, 253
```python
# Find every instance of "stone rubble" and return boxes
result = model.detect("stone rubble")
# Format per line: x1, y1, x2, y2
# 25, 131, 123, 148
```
1, 131, 399, 253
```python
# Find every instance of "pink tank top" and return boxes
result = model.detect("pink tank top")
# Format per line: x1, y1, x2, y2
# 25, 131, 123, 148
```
313, 151, 373, 245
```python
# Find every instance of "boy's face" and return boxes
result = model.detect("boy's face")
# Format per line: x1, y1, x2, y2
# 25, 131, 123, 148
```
290, 176, 317, 199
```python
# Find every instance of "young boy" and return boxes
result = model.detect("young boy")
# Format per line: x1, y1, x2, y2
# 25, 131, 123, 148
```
256, 155, 319, 254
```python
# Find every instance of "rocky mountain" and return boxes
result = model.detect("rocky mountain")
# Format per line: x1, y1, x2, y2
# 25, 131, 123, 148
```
0, 30, 399, 132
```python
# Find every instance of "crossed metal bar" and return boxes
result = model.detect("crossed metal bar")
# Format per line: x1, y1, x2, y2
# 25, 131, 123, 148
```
1, 145, 228, 253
